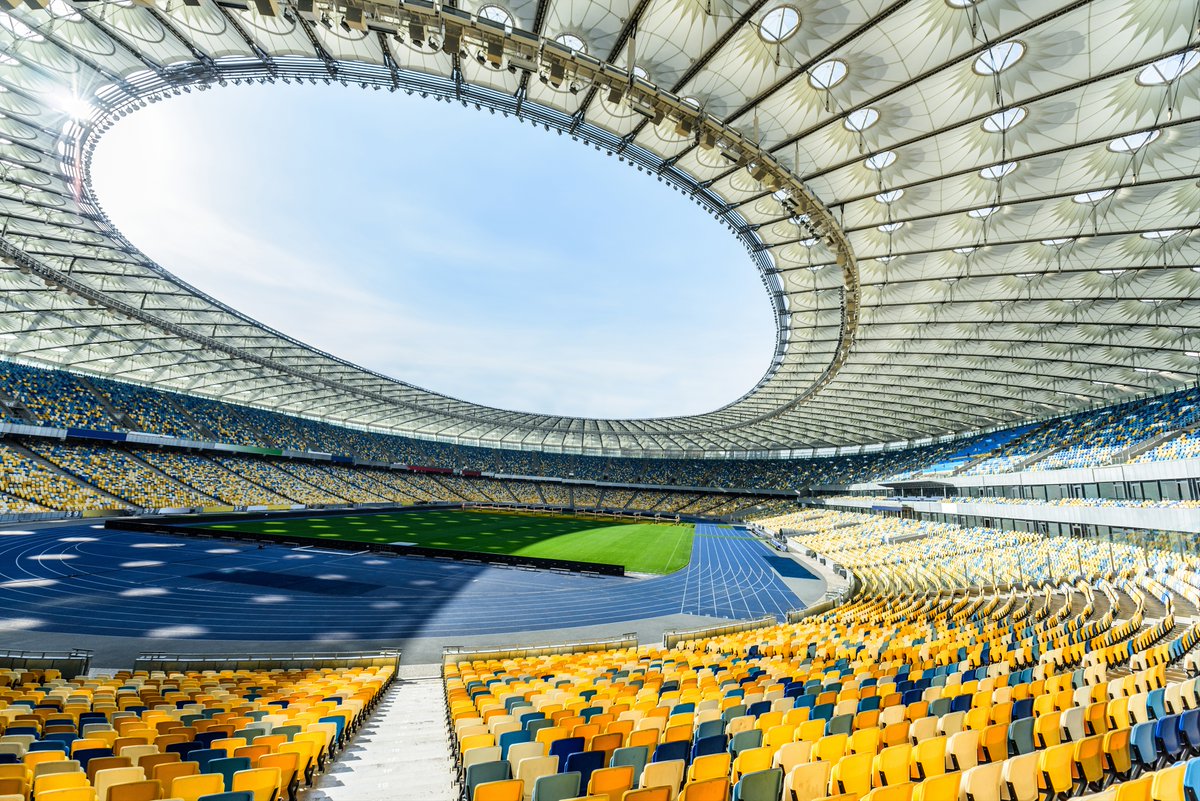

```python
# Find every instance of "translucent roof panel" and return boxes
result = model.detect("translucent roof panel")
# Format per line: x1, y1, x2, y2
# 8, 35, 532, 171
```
0, 0, 1195, 457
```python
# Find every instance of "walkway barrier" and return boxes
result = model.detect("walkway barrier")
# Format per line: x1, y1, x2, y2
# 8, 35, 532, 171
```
662, 615, 777, 649
786, 600, 838, 623
134, 648, 401, 673
0, 649, 93, 678
443, 633, 637, 666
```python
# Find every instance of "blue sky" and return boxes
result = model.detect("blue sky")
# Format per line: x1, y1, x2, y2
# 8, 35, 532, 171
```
91, 85, 775, 419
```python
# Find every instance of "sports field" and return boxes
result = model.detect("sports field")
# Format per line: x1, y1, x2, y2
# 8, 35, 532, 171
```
193, 509, 695, 574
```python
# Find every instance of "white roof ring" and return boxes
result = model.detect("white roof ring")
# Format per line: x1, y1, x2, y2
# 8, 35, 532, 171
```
0, 0, 1194, 458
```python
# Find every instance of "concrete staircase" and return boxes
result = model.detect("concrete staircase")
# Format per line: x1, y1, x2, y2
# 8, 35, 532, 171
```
308, 669, 457, 801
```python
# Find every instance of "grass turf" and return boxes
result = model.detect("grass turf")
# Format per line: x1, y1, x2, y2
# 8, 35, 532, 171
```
194, 509, 695, 575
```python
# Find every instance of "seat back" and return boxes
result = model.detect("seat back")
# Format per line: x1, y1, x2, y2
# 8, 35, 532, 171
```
472, 778, 524, 801
230, 767, 281, 801
529, 770, 580, 801
94, 766, 146, 801
731, 768, 782, 801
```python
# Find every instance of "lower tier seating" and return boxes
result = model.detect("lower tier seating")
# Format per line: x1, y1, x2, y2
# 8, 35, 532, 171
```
444, 514, 1200, 801
0, 664, 392, 801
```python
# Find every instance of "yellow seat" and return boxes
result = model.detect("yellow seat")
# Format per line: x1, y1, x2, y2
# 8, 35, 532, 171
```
687, 754, 730, 784
463, 733, 498, 755
37, 789, 98, 801
873, 744, 912, 787
813, 734, 848, 763
1150, 762, 1186, 801
910, 737, 946, 781
473, 778, 524, 801
231, 767, 282, 801
622, 788, 670, 801
829, 753, 872, 797
279, 741, 316, 785
107, 780, 163, 801
587, 765, 635, 801
732, 747, 772, 782
1114, 775, 1152, 801
259, 752, 300, 800
168, 773, 225, 801
678, 777, 727, 801
911, 772, 959, 801
35, 772, 90, 796
1035, 742, 1074, 799
864, 783, 914, 801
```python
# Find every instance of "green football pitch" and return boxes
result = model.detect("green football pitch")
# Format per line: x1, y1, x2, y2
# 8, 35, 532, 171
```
193, 509, 696, 574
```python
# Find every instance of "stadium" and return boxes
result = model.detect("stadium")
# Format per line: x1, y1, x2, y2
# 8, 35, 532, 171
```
0, 0, 1198, 798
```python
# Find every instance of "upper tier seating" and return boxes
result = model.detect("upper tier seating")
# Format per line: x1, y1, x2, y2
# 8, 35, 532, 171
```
3, 359, 1198, 493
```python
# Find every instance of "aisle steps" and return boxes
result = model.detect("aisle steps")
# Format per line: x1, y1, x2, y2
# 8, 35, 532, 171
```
308, 671, 457, 801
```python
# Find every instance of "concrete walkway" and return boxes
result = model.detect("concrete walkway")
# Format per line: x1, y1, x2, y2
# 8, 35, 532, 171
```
307, 666, 457, 801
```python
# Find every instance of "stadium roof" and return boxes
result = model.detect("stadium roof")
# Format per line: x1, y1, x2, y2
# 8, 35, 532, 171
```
0, 0, 1197, 457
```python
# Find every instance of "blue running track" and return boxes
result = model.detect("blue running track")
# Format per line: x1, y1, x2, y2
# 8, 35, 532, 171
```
0, 522, 806, 642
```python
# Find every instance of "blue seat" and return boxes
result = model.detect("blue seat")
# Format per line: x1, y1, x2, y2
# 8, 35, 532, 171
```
692, 734, 727, 760
526, 719, 553, 739
195, 793, 254, 801
194, 732, 225, 748
1180, 710, 1200, 756
74, 748, 114, 769
193, 748, 228, 773
1009, 717, 1036, 756
1157, 716, 1186, 766
857, 696, 880, 713
653, 740, 689, 764
319, 716, 345, 747
548, 737, 585, 768
520, 712, 545, 729
209, 756, 252, 791
1148, 689, 1168, 721
530, 771, 581, 801
0, 754, 17, 765
563, 750, 604, 789
465, 761, 511, 800
950, 695, 972, 714
1131, 722, 1158, 774
694, 720, 724, 742
498, 729, 531, 760
733, 767, 784, 801
746, 701, 771, 718
29, 741, 68, 753
730, 730, 763, 756
44, 733, 78, 747
167, 741, 205, 760
1184, 757, 1200, 801
610, 746, 648, 777
1012, 699, 1034, 721
826, 715, 853, 737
